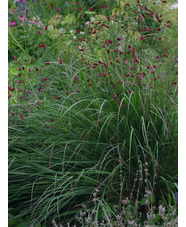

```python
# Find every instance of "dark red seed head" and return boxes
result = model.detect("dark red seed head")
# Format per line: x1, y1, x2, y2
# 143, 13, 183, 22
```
38, 44, 46, 48
8, 86, 14, 91
141, 36, 146, 40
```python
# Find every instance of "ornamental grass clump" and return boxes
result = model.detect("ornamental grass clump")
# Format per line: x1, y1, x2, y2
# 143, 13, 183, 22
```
8, 0, 177, 226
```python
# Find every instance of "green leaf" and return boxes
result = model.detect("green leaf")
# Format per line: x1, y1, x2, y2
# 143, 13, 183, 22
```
84, 11, 97, 15
140, 195, 155, 206
140, 197, 146, 206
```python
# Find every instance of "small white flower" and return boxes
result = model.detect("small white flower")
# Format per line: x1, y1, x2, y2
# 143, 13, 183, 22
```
58, 28, 64, 33
90, 17, 95, 21
37, 21, 43, 28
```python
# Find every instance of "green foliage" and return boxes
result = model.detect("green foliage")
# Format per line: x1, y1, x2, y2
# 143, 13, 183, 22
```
8, 0, 178, 225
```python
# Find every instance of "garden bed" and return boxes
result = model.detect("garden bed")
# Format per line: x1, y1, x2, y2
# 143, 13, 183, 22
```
8, 0, 178, 226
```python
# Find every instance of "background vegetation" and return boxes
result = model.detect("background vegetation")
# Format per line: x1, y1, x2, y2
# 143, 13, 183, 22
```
8, 0, 178, 226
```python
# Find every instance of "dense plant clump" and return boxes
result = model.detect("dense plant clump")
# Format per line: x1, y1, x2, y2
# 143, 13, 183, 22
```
8, 0, 178, 226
